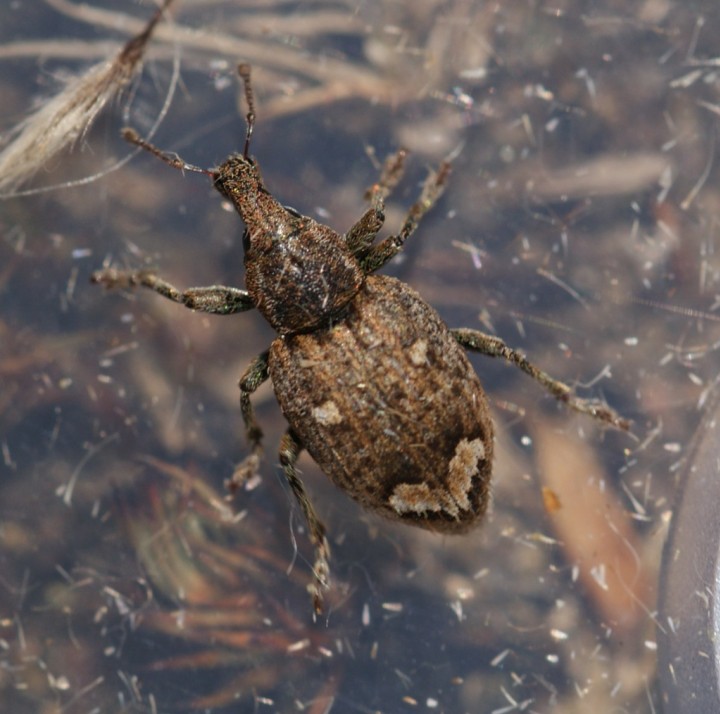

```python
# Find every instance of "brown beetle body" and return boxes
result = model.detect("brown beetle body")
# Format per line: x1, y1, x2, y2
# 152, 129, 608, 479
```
270, 274, 493, 533
215, 153, 494, 531
93, 65, 626, 613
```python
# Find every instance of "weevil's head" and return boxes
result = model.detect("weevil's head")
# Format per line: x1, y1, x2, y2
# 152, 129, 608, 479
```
213, 154, 363, 335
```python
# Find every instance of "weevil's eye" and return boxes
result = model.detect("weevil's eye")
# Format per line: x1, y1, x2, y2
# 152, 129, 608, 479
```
242, 228, 250, 252
284, 205, 302, 218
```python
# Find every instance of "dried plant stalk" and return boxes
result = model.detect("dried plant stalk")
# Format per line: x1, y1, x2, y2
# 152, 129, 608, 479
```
0, 0, 174, 196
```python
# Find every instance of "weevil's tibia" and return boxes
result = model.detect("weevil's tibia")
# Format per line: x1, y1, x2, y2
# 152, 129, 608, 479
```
279, 430, 331, 614
360, 161, 452, 274
227, 352, 270, 493
452, 328, 630, 431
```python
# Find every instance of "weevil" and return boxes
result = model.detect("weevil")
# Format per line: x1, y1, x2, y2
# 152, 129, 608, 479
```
92, 64, 628, 613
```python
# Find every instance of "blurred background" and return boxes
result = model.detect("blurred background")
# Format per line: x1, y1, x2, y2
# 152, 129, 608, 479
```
1, 1, 719, 712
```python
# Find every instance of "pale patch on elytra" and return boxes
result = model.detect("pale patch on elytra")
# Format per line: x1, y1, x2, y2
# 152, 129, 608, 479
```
389, 482, 448, 516
312, 400, 343, 426
408, 338, 428, 366
389, 437, 485, 519
447, 437, 485, 510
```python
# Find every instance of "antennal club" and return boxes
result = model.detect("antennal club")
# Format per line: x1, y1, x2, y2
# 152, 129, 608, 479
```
237, 63, 256, 159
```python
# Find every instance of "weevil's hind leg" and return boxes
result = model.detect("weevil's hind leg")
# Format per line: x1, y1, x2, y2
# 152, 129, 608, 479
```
91, 268, 255, 315
360, 160, 451, 275
227, 351, 270, 493
279, 429, 331, 615
452, 327, 630, 431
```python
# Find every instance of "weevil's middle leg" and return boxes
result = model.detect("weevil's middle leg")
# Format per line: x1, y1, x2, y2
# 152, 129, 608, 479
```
279, 429, 330, 615
226, 351, 270, 493
452, 327, 630, 431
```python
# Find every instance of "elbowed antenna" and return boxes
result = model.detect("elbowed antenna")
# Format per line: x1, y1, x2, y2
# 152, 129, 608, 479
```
120, 62, 257, 175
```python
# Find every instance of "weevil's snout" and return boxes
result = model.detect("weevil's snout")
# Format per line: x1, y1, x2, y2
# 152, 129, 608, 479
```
213, 154, 283, 229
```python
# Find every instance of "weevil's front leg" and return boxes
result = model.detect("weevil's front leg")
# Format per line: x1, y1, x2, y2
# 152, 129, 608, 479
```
360, 160, 451, 275
344, 150, 409, 256
226, 351, 270, 493
278, 429, 330, 615
91, 267, 255, 315
452, 328, 630, 431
